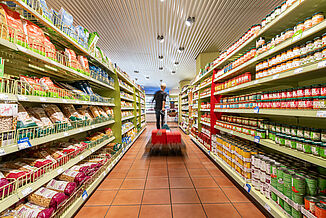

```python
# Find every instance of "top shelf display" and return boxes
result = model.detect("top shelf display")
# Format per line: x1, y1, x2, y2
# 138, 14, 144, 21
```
192, 0, 326, 85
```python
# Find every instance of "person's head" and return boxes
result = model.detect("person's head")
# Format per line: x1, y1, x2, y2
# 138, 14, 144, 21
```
161, 83, 166, 91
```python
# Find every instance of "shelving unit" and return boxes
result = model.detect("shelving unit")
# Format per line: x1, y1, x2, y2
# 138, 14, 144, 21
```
179, 86, 191, 134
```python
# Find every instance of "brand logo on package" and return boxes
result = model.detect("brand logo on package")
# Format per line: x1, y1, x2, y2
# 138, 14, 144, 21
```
17, 137, 32, 150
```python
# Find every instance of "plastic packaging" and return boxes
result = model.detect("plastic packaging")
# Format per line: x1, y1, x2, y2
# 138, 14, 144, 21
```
46, 179, 76, 196
28, 187, 67, 209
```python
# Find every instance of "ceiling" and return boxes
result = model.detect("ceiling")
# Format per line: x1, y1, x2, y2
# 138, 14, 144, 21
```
47, 0, 283, 89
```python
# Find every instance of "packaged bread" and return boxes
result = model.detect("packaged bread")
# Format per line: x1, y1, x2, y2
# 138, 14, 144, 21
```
0, 173, 13, 198
42, 104, 70, 124
0, 168, 30, 180
97, 107, 108, 118
27, 107, 53, 128
46, 179, 76, 196
89, 106, 101, 118
18, 158, 52, 168
13, 202, 54, 218
28, 187, 67, 209
17, 104, 37, 129
60, 105, 83, 121
102, 106, 114, 117
76, 106, 92, 120
58, 169, 86, 185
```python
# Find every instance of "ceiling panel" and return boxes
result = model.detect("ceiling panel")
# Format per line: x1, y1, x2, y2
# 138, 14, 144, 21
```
47, 0, 283, 89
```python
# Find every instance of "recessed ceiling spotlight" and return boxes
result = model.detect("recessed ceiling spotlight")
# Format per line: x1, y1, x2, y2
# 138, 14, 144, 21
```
159, 67, 163, 70
157, 35, 164, 43
145, 76, 150, 80
160, 79, 163, 82
178, 47, 185, 53
135, 78, 138, 81
174, 61, 179, 66
160, 0, 164, 2
134, 70, 139, 73
171, 71, 176, 74
158, 55, 163, 60
185, 17, 195, 27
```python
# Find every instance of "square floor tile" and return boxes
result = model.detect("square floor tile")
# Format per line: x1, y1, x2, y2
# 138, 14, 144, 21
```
85, 190, 117, 206
126, 169, 148, 179
112, 190, 143, 205
105, 205, 140, 218
169, 177, 194, 188
107, 171, 128, 179
75, 206, 109, 218
142, 189, 170, 204
172, 204, 206, 218
233, 203, 265, 218
213, 176, 236, 187
120, 178, 146, 190
171, 189, 200, 204
203, 204, 241, 218
197, 188, 229, 203
139, 205, 172, 218
207, 168, 224, 176
188, 169, 210, 177
146, 178, 169, 189
222, 187, 250, 202
168, 169, 189, 178
192, 177, 218, 188
98, 179, 123, 190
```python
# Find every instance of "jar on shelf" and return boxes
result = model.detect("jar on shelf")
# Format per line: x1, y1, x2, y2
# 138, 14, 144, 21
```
319, 143, 326, 158
322, 129, 326, 142
312, 12, 324, 26
304, 127, 312, 139
304, 86, 312, 97
312, 84, 321, 97
306, 41, 314, 52
304, 17, 313, 30
314, 37, 323, 50
314, 48, 323, 61
311, 141, 321, 156
290, 125, 297, 136
296, 138, 304, 151
310, 128, 321, 141
296, 87, 304, 98
303, 140, 313, 154
295, 21, 305, 32
300, 44, 307, 56
297, 126, 304, 138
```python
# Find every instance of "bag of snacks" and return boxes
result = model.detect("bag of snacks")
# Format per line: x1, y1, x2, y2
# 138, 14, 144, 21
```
65, 48, 81, 70
102, 106, 114, 118
89, 106, 101, 118
42, 104, 70, 124
22, 19, 45, 53
20, 75, 46, 96
78, 56, 90, 73
28, 187, 67, 209
17, 104, 37, 129
60, 105, 83, 121
13, 202, 54, 218
58, 169, 86, 185
46, 179, 76, 196
76, 107, 93, 120
27, 107, 53, 128
0, 104, 18, 132
0, 4, 8, 40
0, 175, 13, 198
43, 36, 56, 61
19, 158, 53, 168
0, 168, 30, 180
97, 107, 108, 118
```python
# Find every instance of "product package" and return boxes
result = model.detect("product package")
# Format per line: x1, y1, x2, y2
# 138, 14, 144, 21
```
78, 56, 90, 75
43, 36, 56, 61
22, 19, 45, 54
0, 4, 8, 40
65, 48, 81, 70
88, 32, 99, 54
60, 105, 83, 121
0, 104, 18, 132
26, 107, 53, 128
17, 104, 37, 129
12, 202, 54, 218
58, 169, 87, 185
42, 104, 70, 125
76, 106, 93, 121
46, 179, 76, 196
89, 106, 101, 118
20, 75, 46, 96
28, 187, 67, 209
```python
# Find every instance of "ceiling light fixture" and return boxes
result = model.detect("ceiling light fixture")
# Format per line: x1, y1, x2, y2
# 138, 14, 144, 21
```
185, 17, 195, 27
157, 35, 164, 43
178, 47, 185, 53
145, 76, 150, 80
171, 71, 176, 74
160, 0, 164, 2
159, 67, 163, 70
158, 55, 163, 60
174, 61, 179, 66
134, 70, 139, 73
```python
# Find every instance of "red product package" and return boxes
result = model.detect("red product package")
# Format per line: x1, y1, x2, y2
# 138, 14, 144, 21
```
65, 48, 81, 70
43, 36, 57, 61
20, 75, 44, 91
28, 187, 68, 209
14, 202, 54, 218
78, 56, 90, 73
46, 179, 77, 196
0, 3, 26, 44
0, 177, 13, 197
58, 169, 87, 186
22, 19, 45, 52
39, 77, 55, 91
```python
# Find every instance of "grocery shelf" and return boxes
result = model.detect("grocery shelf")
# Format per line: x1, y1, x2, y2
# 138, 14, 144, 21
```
199, 83, 211, 90
214, 125, 326, 167
120, 96, 135, 102
121, 125, 135, 135
190, 135, 284, 218
179, 125, 188, 134
121, 115, 135, 121
214, 59, 326, 95
199, 94, 210, 99
182, 114, 189, 117
193, 98, 199, 101
119, 84, 134, 93
181, 94, 188, 99
200, 121, 211, 127
214, 20, 326, 83
181, 108, 189, 111
200, 109, 210, 112
0, 136, 115, 213
181, 102, 189, 105
0, 119, 115, 157
214, 108, 326, 118
121, 107, 134, 110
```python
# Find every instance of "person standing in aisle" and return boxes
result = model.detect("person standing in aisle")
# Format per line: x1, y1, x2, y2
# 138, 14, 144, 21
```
153, 83, 167, 129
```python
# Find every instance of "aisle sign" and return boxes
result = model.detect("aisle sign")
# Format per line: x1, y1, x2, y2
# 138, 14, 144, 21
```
82, 190, 88, 200
292, 29, 303, 42
244, 184, 251, 193
254, 136, 261, 143
254, 106, 260, 114
18, 137, 32, 150
0, 58, 4, 78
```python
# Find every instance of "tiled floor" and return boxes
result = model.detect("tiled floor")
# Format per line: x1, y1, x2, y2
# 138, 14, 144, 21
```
75, 124, 265, 218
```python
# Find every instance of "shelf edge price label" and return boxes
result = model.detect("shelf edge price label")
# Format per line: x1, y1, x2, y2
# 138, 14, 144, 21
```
254, 136, 261, 143
17, 95, 28, 101
79, 155, 84, 160
254, 106, 259, 114
62, 99, 68, 103
39, 97, 47, 102
318, 60, 326, 68
57, 168, 64, 175
18, 137, 32, 150
82, 190, 88, 201
21, 187, 33, 197
63, 132, 69, 137
0, 94, 8, 100
292, 29, 303, 42
91, 148, 95, 153
264, 203, 271, 212
317, 111, 326, 117
294, 67, 303, 74
0, 148, 5, 156
273, 74, 280, 80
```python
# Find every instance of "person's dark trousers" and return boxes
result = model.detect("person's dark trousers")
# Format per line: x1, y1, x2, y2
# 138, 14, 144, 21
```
155, 109, 165, 129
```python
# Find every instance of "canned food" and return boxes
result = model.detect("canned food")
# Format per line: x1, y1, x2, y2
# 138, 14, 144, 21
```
292, 175, 306, 195
284, 201, 292, 214
304, 196, 319, 214
292, 207, 303, 218
305, 175, 318, 196
318, 196, 326, 204
292, 192, 304, 205
318, 176, 326, 195
316, 203, 326, 218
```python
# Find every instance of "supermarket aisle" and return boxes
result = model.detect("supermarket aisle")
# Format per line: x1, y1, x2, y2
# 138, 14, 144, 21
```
75, 124, 265, 218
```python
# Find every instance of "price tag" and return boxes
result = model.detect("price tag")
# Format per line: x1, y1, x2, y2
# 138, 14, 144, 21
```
62, 99, 68, 103
254, 136, 261, 143
264, 203, 271, 212
79, 128, 84, 132
63, 132, 69, 137
79, 155, 84, 160
82, 190, 88, 200
39, 97, 47, 102
269, 45, 275, 52
243, 183, 251, 193
292, 29, 303, 42
294, 67, 303, 74
18, 137, 32, 150
318, 60, 326, 68
50, 60, 57, 66
82, 101, 87, 104
317, 111, 326, 117
19, 46, 27, 53
273, 74, 279, 80
0, 148, 5, 156
254, 106, 259, 114
230, 130, 234, 134
21, 187, 33, 197
57, 168, 64, 174
17, 95, 28, 101
254, 80, 259, 84
91, 125, 95, 129
0, 94, 8, 100
75, 100, 80, 104
91, 148, 95, 153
